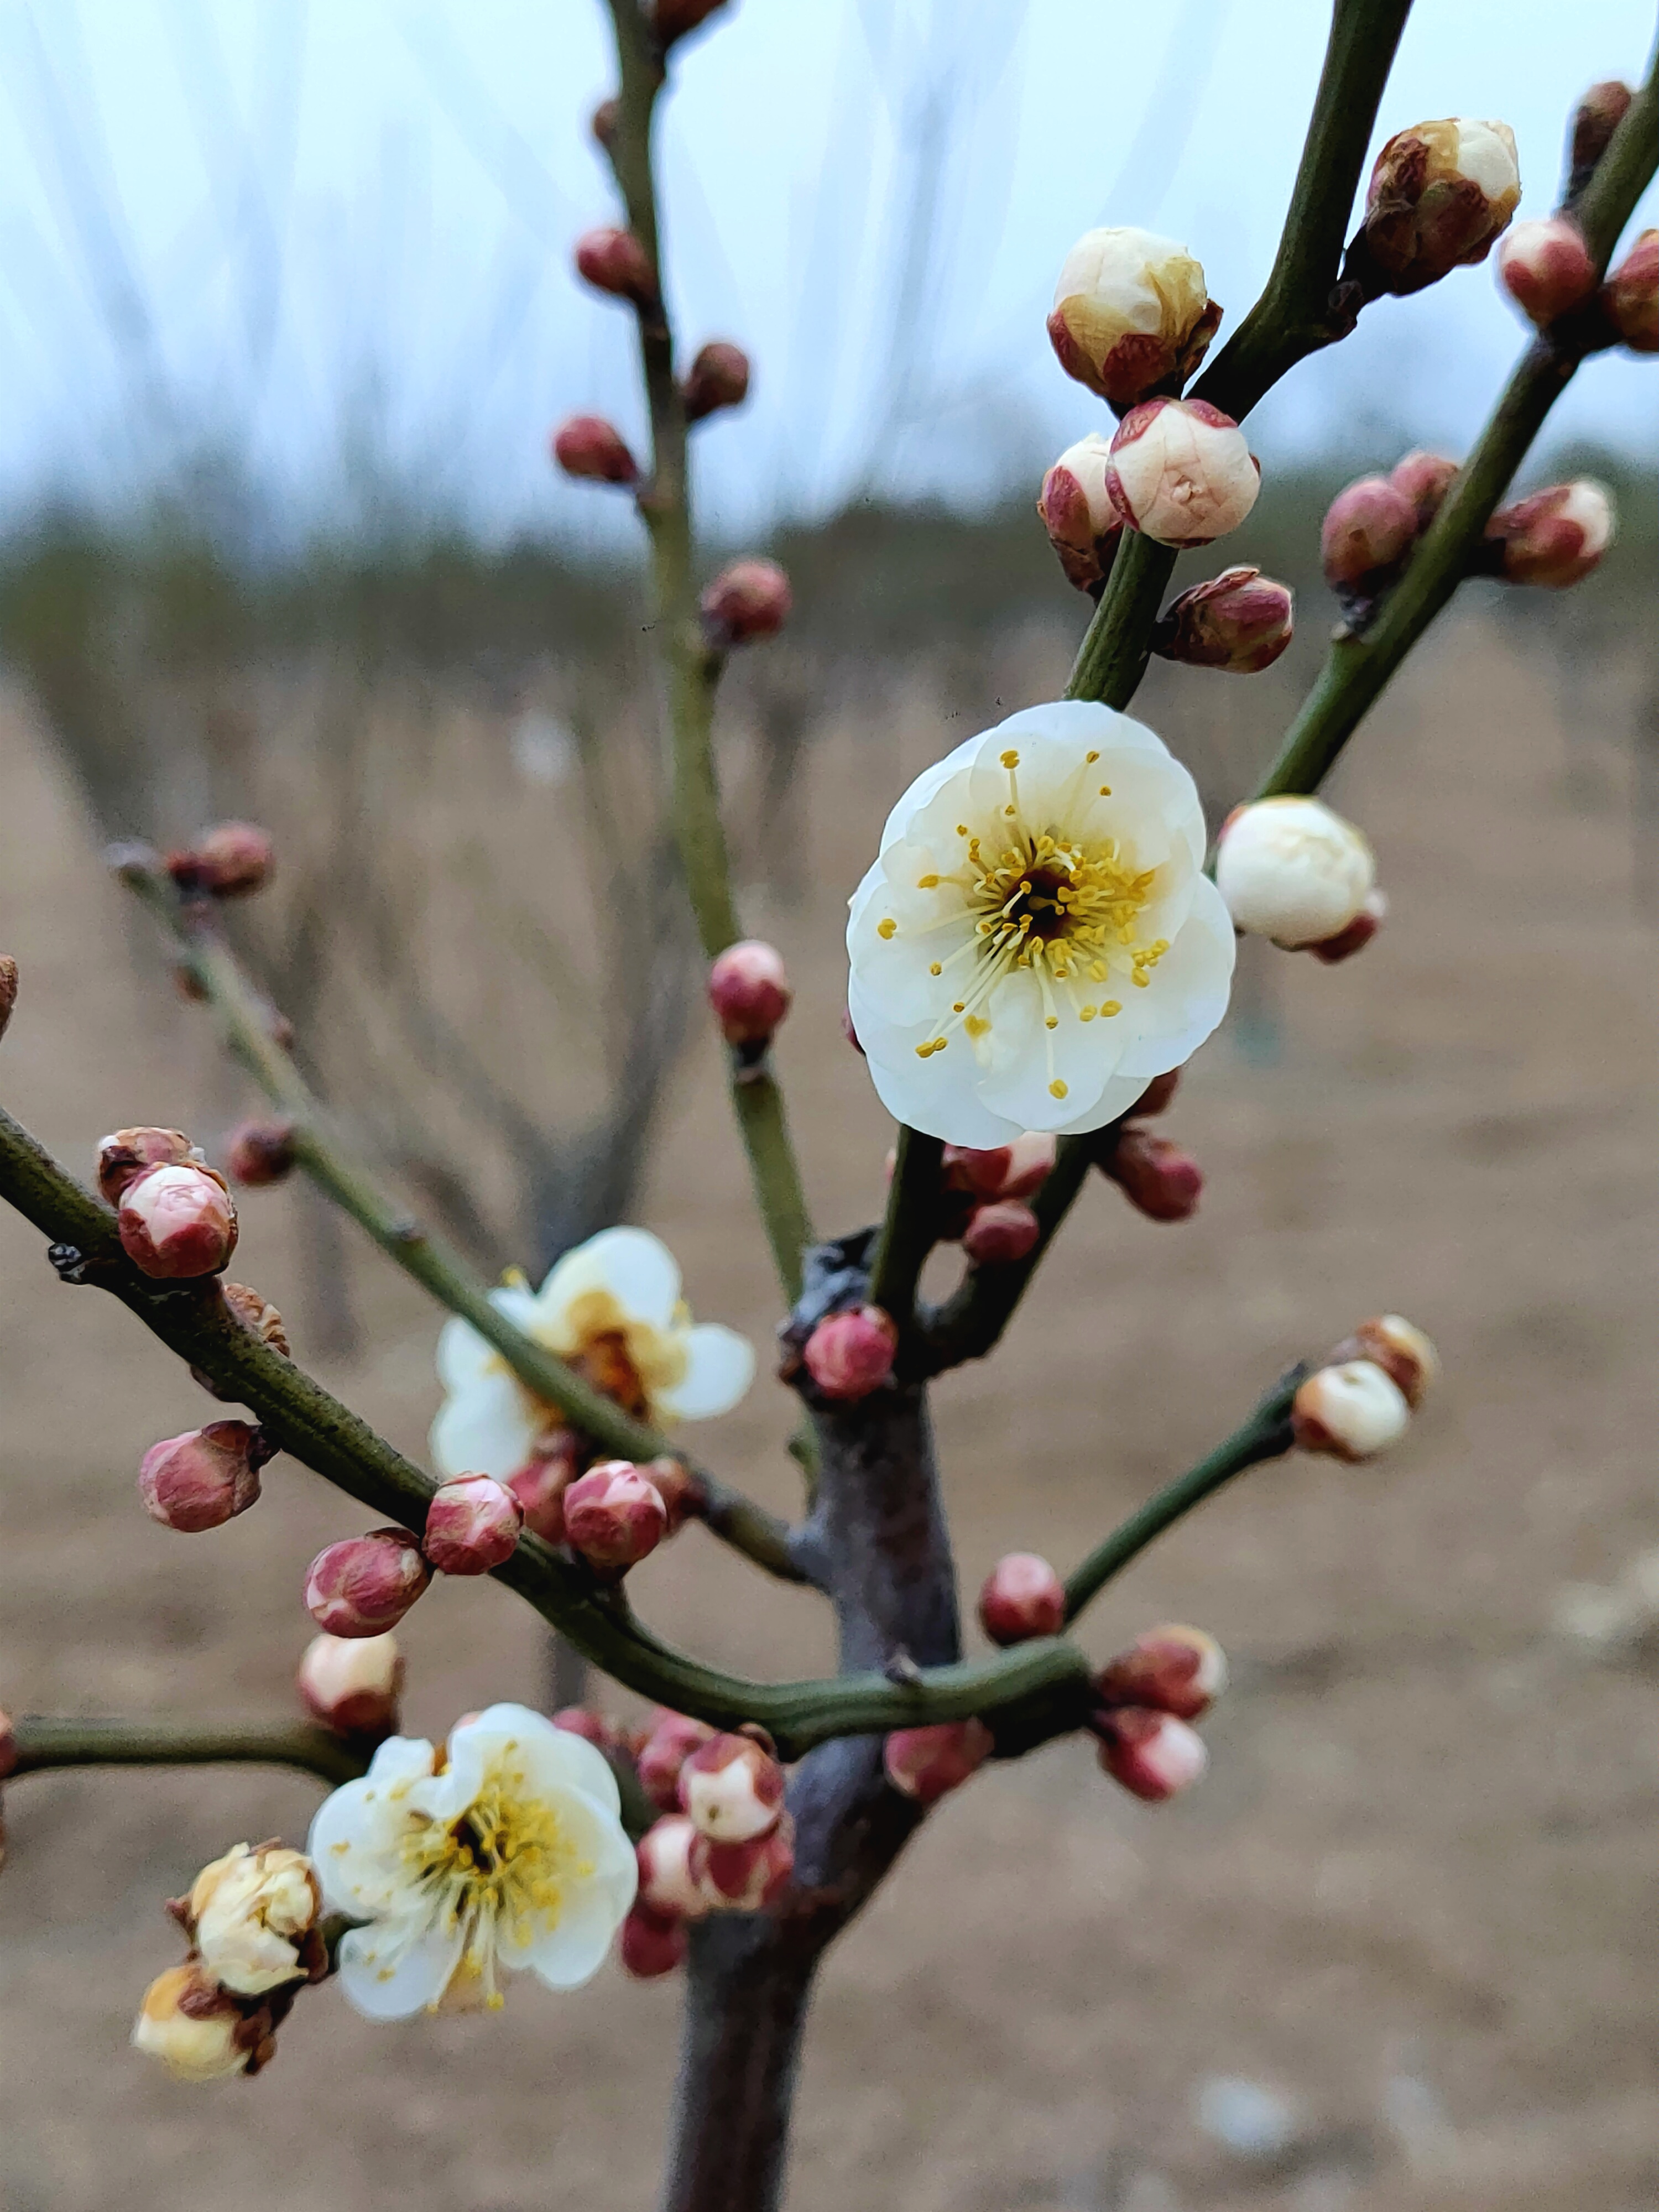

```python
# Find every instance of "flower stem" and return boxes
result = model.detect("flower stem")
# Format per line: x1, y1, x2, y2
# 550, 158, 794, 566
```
7, 1715, 369, 1787
867, 1126, 943, 1333
917, 1134, 1095, 1373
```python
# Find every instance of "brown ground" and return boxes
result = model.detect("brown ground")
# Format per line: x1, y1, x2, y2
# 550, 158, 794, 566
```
1, 613, 1655, 2212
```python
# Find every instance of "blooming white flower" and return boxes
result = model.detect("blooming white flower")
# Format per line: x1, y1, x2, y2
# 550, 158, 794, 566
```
307, 1703, 637, 2018
846, 701, 1233, 1145
430, 1226, 754, 1479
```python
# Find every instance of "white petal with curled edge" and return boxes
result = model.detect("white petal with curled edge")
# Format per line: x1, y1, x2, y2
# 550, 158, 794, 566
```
429, 1365, 538, 1481
656, 1323, 757, 1421
336, 1918, 465, 2021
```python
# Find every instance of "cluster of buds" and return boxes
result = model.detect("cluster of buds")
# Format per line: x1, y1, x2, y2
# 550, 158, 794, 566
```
1091, 1623, 1227, 1801
1047, 227, 1221, 411
1292, 1314, 1438, 1462
296, 1631, 403, 1741
1039, 398, 1259, 582
1481, 480, 1615, 589
1215, 797, 1384, 962
797, 1304, 898, 1402
933, 1131, 1054, 1261
304, 1527, 431, 1637
166, 822, 274, 901
552, 414, 639, 486
1351, 118, 1521, 298
622, 1723, 794, 1975
100, 1128, 239, 1280
139, 1421, 276, 1533
1094, 1068, 1204, 1224
1151, 566, 1294, 675
700, 557, 791, 648
708, 940, 792, 1058
1319, 444, 1468, 628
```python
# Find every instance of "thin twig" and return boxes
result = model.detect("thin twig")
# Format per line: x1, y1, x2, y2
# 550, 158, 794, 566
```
917, 1134, 1094, 1374
7, 1715, 369, 1788
867, 1126, 943, 1332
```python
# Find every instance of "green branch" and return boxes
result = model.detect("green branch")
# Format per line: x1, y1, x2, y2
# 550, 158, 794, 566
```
867, 1126, 943, 1333
7, 1715, 369, 1788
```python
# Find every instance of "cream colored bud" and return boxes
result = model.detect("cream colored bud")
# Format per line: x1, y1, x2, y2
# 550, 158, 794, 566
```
1364, 118, 1520, 293
1292, 1361, 1411, 1461
1104, 399, 1260, 548
187, 1842, 321, 1996
1331, 1314, 1439, 1407
1488, 480, 1615, 588
1047, 227, 1219, 409
131, 1964, 251, 2081
1037, 432, 1123, 591
1214, 797, 1376, 947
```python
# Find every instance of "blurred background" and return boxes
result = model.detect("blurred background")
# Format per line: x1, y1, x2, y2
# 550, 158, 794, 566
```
0, 3, 1655, 2208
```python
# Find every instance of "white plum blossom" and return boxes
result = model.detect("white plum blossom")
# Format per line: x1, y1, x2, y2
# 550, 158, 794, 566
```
307, 1703, 637, 2018
846, 701, 1234, 1145
430, 1226, 754, 1479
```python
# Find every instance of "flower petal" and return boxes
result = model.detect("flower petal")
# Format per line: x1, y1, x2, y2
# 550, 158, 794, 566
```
655, 1323, 757, 1421
308, 1739, 438, 1916
434, 1289, 541, 1393
536, 1227, 682, 1334
336, 1917, 465, 2021
1114, 877, 1236, 1068
447, 1704, 624, 1821
430, 1366, 539, 1481
521, 1811, 637, 1989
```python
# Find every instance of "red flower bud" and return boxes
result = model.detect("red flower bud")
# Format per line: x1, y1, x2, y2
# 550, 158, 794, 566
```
679, 1732, 785, 1841
802, 1306, 898, 1401
296, 1631, 403, 1740
707, 940, 792, 1047
1152, 565, 1294, 674
1389, 450, 1459, 531
304, 1528, 430, 1636
118, 1161, 238, 1279
883, 1718, 993, 1804
1104, 1128, 1203, 1223
96, 1126, 198, 1206
552, 1706, 616, 1748
421, 1473, 523, 1575
682, 339, 750, 421
636, 1710, 717, 1812
688, 1814, 795, 1910
1320, 475, 1417, 590
1094, 1707, 1208, 1801
978, 1552, 1066, 1646
139, 1420, 272, 1532
224, 1117, 296, 1187
551, 413, 639, 485
637, 1814, 708, 1918
700, 557, 791, 646
0, 953, 17, 1041
589, 97, 619, 149
620, 1901, 689, 1977
1305, 887, 1387, 964
169, 821, 274, 899
505, 1429, 583, 1543
651, 0, 729, 45
1129, 1068, 1180, 1119
1486, 480, 1614, 587
1567, 82, 1633, 202
941, 1143, 1013, 1198
961, 1199, 1041, 1266
1094, 1624, 1228, 1721
1604, 228, 1658, 353
1497, 217, 1597, 327
563, 1460, 668, 1569
573, 225, 656, 305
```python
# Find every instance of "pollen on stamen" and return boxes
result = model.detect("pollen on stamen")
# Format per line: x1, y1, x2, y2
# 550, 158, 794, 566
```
1099, 785, 1112, 796
929, 961, 942, 975
878, 918, 898, 940
1102, 1000, 1121, 1015
1080, 1005, 1097, 1021
1045, 1015, 1058, 1030
1049, 1079, 1068, 1099
952, 1000, 966, 1013
917, 873, 940, 889
1000, 749, 1020, 768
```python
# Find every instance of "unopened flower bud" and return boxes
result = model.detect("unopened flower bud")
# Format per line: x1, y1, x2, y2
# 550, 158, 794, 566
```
1105, 399, 1260, 548
1306, 887, 1387, 965
0, 953, 17, 1041
1000, 1131, 1057, 1199
1389, 450, 1459, 531
96, 1126, 199, 1206
132, 1964, 253, 2081
590, 97, 619, 149
422, 1473, 523, 1575
1129, 1068, 1180, 1119
1215, 796, 1376, 948
689, 1814, 795, 1911
1361, 119, 1521, 294
620, 1901, 688, 1976
170, 822, 274, 899
573, 225, 656, 304
700, 557, 791, 646
1328, 1313, 1438, 1408
708, 940, 791, 1048
637, 1814, 708, 1918
185, 1841, 320, 1996
683, 340, 750, 421
883, 1718, 993, 1804
139, 1420, 272, 1532
296, 1631, 403, 1740
942, 1143, 1014, 1198
637, 1710, 717, 1811
1321, 474, 1417, 591
1567, 82, 1633, 203
1, 1705, 17, 1780
978, 1553, 1065, 1646
640, 1455, 697, 1533
1603, 229, 1658, 353
304, 1527, 430, 1636
223, 1118, 296, 1188
1036, 432, 1124, 592
1292, 1361, 1411, 1461
1094, 1707, 1208, 1801
1047, 227, 1220, 409
562, 1460, 668, 1569
1152, 565, 1293, 674
505, 1430, 582, 1543
1497, 217, 1597, 327
220, 1282, 289, 1358
1486, 479, 1614, 587
552, 1707, 616, 1747
802, 1305, 898, 1401
118, 1161, 238, 1279
1094, 1624, 1228, 1721
651, 0, 729, 45
680, 1732, 785, 1841
551, 413, 639, 485
961, 1199, 1041, 1265
1105, 1128, 1203, 1223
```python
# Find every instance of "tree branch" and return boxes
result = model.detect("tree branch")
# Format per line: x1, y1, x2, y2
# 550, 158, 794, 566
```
6, 1715, 369, 1788
916, 1134, 1095, 1374
867, 1126, 943, 1333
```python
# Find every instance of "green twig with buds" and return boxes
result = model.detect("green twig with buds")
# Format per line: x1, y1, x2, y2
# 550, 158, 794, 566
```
6, 1715, 371, 1788
916, 1136, 1095, 1374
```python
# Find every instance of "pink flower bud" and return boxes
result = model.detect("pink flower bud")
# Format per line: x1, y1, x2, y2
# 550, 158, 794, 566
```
1568, 81, 1633, 200
304, 1527, 430, 1636
1389, 450, 1459, 531
680, 1732, 785, 1841
651, 0, 729, 44
978, 1553, 1065, 1646
1046, 227, 1220, 409
1486, 480, 1614, 587
1327, 1313, 1438, 1408
636, 1710, 717, 1812
1105, 399, 1260, 549
1152, 565, 1293, 674
1603, 228, 1658, 353
421, 1473, 523, 1575
961, 1199, 1041, 1266
552, 1707, 617, 1747
802, 1305, 898, 1401
1000, 1131, 1057, 1199
0, 953, 17, 1041
118, 1161, 238, 1279
169, 821, 274, 899
296, 1631, 403, 1740
589, 97, 619, 149
637, 1814, 709, 1918
551, 413, 639, 485
139, 1421, 272, 1532
641, 1455, 697, 1533
700, 557, 791, 646
1036, 433, 1123, 592
562, 1460, 668, 1569
96, 1126, 198, 1206
1292, 1361, 1411, 1461
689, 1814, 795, 1911
223, 1118, 296, 1188
1497, 217, 1597, 327
883, 1718, 993, 1804
1105, 1128, 1203, 1223
1094, 1624, 1228, 1721
1361, 119, 1521, 295
1305, 887, 1387, 965
1129, 1069, 1180, 1119
620, 1902, 688, 1977
1094, 1707, 1208, 1801
505, 1430, 582, 1543
941, 1144, 1014, 1198
573, 225, 656, 304
683, 340, 750, 420
708, 940, 792, 1047
1320, 474, 1417, 590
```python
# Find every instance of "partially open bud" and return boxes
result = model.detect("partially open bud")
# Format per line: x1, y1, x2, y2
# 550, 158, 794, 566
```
708, 940, 791, 1048
1486, 480, 1614, 587
1094, 1624, 1228, 1721
883, 1718, 993, 1805
637, 1814, 709, 1918
296, 1631, 403, 1740
118, 1161, 238, 1279
132, 1964, 254, 2081
961, 1199, 1041, 1266
620, 1901, 688, 1976
505, 1428, 582, 1543
700, 558, 791, 646
1036, 432, 1124, 592
185, 1842, 320, 1996
1104, 1128, 1203, 1223
1215, 797, 1376, 948
680, 1732, 785, 1841
637, 1710, 717, 1812
682, 340, 750, 421
1094, 1707, 1208, 1802
0, 953, 17, 1041
421, 1473, 523, 1575
1567, 82, 1634, 204
689, 1814, 795, 1911
224, 1118, 295, 1187
1497, 217, 1597, 327
97, 1126, 199, 1206
1151, 565, 1293, 674
170, 822, 274, 900
1305, 888, 1387, 966
1321, 474, 1417, 591
551, 414, 639, 485
1603, 229, 1658, 353
1389, 450, 1459, 531
1360, 119, 1521, 294
140, 1420, 272, 1532
978, 1553, 1065, 1646
1105, 399, 1260, 548
1292, 1361, 1411, 1461
801, 1306, 898, 1401
1047, 227, 1220, 410
1001, 1131, 1057, 1199
573, 225, 656, 304
1328, 1314, 1438, 1408
562, 1460, 668, 1569
304, 1527, 430, 1636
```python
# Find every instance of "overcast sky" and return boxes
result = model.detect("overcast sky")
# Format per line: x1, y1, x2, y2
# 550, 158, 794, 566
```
0, 0, 1652, 547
